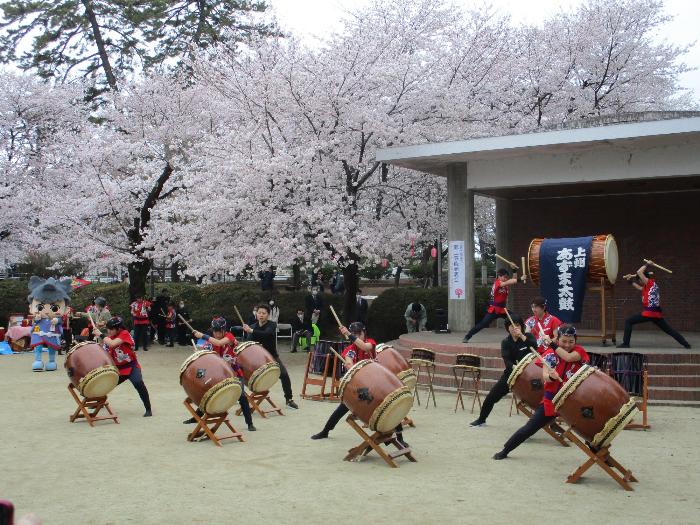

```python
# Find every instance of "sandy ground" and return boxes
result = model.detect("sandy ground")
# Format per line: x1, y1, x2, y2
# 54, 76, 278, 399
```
1, 343, 700, 525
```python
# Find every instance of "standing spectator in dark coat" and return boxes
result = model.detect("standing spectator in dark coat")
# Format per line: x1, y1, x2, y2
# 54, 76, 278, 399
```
259, 267, 275, 291
153, 289, 170, 344
176, 300, 192, 346
353, 289, 368, 324
304, 287, 324, 326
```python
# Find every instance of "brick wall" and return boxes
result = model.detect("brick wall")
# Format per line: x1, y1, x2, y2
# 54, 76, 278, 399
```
509, 191, 700, 332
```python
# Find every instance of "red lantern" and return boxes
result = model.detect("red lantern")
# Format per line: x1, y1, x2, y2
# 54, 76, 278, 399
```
410, 238, 415, 257
431, 247, 437, 258
381, 258, 388, 268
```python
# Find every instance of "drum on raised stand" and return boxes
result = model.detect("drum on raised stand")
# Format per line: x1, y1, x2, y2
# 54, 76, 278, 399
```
233, 341, 281, 392
527, 234, 619, 285
65, 341, 119, 398
180, 350, 242, 415
409, 347, 436, 365
375, 343, 417, 391
552, 364, 638, 448
311, 340, 350, 378
339, 360, 413, 433
455, 353, 480, 369
507, 353, 544, 410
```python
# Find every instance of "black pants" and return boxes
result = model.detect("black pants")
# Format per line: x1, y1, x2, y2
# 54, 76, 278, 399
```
118, 366, 152, 412
465, 312, 506, 339
177, 325, 190, 346
500, 404, 554, 456
291, 330, 310, 352
133, 324, 149, 351
165, 327, 176, 346
272, 353, 294, 401
320, 403, 404, 437
156, 320, 167, 343
623, 314, 689, 347
62, 328, 73, 351
477, 371, 510, 422
239, 388, 253, 426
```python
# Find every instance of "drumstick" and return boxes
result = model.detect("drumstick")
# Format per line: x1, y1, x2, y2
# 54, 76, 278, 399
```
528, 348, 562, 382
329, 346, 348, 364
177, 314, 196, 333
643, 259, 672, 274
521, 256, 527, 282
623, 273, 637, 281
233, 305, 246, 326
86, 311, 99, 339
191, 339, 199, 353
329, 305, 349, 340
495, 253, 518, 269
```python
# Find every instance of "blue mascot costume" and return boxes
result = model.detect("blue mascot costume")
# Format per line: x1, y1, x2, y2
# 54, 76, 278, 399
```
28, 276, 72, 372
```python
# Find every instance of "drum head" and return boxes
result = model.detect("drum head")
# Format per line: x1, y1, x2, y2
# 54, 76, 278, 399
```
80, 366, 119, 397
604, 235, 619, 284
397, 369, 417, 391
201, 378, 242, 415
249, 362, 281, 392
371, 387, 414, 433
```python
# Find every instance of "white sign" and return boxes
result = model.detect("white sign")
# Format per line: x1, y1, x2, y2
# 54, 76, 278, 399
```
449, 240, 466, 300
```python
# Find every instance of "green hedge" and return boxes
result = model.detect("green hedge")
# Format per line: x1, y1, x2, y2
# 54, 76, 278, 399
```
365, 285, 490, 342
0, 280, 345, 336
0, 280, 488, 343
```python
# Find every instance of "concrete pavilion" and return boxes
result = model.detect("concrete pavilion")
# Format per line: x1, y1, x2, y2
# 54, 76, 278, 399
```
376, 112, 700, 334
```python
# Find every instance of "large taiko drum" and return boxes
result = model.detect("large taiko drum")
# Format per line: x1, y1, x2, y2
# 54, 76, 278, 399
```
527, 234, 619, 285
375, 343, 418, 391
339, 360, 414, 433
180, 350, 242, 415
65, 341, 119, 398
552, 364, 638, 448
233, 341, 281, 393
507, 353, 545, 410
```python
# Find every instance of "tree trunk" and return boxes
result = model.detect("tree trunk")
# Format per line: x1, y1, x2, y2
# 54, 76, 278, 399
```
342, 262, 359, 325
81, 0, 118, 91
292, 263, 301, 289
128, 259, 152, 301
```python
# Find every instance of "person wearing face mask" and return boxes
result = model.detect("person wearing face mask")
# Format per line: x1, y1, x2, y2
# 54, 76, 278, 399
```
290, 308, 311, 353
304, 287, 323, 326
176, 300, 192, 346
268, 299, 280, 323
353, 289, 368, 324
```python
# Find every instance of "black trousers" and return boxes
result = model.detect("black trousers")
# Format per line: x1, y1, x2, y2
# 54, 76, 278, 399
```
133, 324, 149, 351
156, 320, 167, 343
477, 371, 510, 422
239, 388, 253, 426
118, 367, 152, 412
177, 325, 190, 345
321, 403, 404, 437
62, 328, 73, 351
623, 314, 689, 347
272, 353, 293, 401
500, 404, 554, 456
465, 312, 506, 339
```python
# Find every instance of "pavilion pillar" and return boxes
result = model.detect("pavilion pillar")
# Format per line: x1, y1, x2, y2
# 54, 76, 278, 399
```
447, 163, 474, 332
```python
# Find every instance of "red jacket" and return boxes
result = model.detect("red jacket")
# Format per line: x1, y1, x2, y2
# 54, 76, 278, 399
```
342, 337, 377, 365
106, 329, 139, 376
537, 344, 590, 416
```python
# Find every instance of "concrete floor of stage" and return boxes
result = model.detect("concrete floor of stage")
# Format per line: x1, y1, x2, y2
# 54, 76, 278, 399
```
397, 327, 700, 354
2, 342, 700, 524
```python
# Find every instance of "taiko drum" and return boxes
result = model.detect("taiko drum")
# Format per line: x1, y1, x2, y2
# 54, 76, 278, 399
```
233, 341, 281, 392
507, 353, 545, 410
65, 341, 119, 398
375, 343, 418, 391
180, 350, 242, 415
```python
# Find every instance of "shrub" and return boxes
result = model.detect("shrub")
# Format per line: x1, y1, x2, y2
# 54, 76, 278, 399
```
365, 285, 490, 342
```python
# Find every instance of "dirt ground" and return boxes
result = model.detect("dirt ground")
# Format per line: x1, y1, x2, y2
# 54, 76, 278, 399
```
1, 343, 699, 525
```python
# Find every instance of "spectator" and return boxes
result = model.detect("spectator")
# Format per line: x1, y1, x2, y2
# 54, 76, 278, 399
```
259, 266, 275, 291
165, 302, 177, 347
405, 302, 427, 332
290, 308, 311, 353
268, 299, 280, 323
176, 300, 192, 346
331, 271, 345, 295
153, 289, 170, 344
304, 287, 323, 326
353, 288, 368, 324
247, 306, 259, 326
311, 270, 325, 293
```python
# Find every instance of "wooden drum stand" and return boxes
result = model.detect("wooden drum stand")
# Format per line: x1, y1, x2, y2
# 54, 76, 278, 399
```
67, 383, 119, 427
343, 415, 417, 468
184, 398, 244, 447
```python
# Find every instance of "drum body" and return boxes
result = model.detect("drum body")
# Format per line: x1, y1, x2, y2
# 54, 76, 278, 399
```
234, 341, 281, 392
65, 341, 119, 398
375, 343, 417, 391
528, 234, 618, 285
456, 353, 480, 368
339, 360, 413, 433
507, 353, 544, 410
180, 351, 242, 415
553, 364, 638, 448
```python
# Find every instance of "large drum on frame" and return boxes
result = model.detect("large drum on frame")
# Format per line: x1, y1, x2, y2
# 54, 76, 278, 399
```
65, 341, 120, 398
180, 350, 242, 415
233, 341, 281, 393
552, 364, 638, 448
507, 353, 544, 410
339, 360, 414, 433
375, 343, 418, 391
527, 234, 619, 285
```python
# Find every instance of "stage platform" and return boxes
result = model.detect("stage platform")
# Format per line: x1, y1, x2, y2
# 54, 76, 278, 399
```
391, 328, 700, 406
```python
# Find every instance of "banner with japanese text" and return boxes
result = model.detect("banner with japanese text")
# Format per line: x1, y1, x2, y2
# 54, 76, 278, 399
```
538, 236, 593, 323
449, 240, 466, 300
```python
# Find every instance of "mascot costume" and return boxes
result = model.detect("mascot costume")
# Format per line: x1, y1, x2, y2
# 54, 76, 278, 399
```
28, 276, 72, 372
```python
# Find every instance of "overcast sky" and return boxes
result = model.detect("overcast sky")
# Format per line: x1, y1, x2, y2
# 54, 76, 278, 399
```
270, 0, 700, 101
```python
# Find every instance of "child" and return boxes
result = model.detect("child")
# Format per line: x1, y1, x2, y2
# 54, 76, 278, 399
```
492, 324, 588, 459
463, 267, 520, 343
98, 316, 152, 417
192, 317, 256, 431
